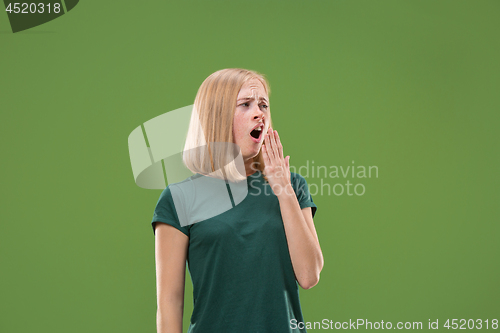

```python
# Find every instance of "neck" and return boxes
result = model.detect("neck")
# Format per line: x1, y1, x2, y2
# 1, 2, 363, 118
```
244, 157, 258, 177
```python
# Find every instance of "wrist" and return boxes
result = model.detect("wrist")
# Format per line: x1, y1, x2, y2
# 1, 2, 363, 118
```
274, 183, 295, 199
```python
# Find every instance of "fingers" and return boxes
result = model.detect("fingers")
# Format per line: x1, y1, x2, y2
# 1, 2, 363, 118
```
275, 130, 284, 159
267, 128, 284, 159
265, 128, 276, 160
263, 128, 286, 168
262, 129, 291, 186
262, 144, 271, 166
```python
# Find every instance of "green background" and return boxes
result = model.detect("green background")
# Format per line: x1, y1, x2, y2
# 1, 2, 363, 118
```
1, 1, 499, 332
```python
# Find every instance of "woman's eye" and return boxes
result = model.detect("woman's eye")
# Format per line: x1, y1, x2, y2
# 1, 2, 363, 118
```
241, 102, 249, 107
260, 104, 268, 109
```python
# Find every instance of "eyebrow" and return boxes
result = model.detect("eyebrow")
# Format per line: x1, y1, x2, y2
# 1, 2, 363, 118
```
237, 96, 269, 103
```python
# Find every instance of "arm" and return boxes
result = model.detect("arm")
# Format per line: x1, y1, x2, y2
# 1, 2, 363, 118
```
277, 194, 323, 289
154, 222, 189, 333
262, 128, 324, 289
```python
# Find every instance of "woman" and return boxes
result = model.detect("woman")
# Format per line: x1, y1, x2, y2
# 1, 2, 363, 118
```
152, 68, 323, 333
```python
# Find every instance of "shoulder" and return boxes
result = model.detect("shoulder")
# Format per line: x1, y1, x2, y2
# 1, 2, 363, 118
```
158, 176, 195, 201
156, 185, 173, 205
290, 172, 306, 182
290, 172, 318, 216
289, 172, 312, 197
155, 177, 196, 218
290, 172, 309, 189
153, 181, 192, 237
154, 186, 177, 218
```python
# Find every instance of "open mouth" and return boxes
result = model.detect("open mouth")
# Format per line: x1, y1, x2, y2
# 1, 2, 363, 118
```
250, 124, 264, 141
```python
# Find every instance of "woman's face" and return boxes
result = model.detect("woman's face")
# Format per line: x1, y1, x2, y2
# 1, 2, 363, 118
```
233, 78, 270, 161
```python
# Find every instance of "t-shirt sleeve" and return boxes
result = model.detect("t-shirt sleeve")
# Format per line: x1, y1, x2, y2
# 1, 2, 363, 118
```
291, 172, 317, 218
151, 186, 190, 237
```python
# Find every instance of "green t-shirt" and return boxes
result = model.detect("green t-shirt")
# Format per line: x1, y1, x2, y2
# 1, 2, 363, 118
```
151, 171, 317, 333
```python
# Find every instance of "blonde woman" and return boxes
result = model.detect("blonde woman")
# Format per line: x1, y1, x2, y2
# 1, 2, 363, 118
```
152, 68, 323, 333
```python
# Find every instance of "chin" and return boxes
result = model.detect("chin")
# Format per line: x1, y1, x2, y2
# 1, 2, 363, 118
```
242, 149, 260, 160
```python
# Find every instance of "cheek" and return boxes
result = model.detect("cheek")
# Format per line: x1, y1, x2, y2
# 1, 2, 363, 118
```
232, 114, 245, 139
233, 127, 244, 141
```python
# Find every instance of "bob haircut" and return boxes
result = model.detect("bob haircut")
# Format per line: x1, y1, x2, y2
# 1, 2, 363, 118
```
182, 68, 272, 182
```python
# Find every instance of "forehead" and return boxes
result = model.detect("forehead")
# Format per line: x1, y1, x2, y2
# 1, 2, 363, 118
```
237, 79, 267, 98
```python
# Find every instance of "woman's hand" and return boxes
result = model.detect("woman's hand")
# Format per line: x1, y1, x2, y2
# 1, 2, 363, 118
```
261, 128, 292, 196
262, 128, 324, 288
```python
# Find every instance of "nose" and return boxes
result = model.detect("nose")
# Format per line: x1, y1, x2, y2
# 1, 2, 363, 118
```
254, 113, 264, 121
252, 105, 265, 121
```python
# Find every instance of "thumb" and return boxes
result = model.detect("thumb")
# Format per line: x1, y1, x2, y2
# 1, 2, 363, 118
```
285, 155, 290, 168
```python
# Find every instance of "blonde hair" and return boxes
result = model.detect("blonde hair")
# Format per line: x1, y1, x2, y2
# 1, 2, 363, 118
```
183, 68, 272, 182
